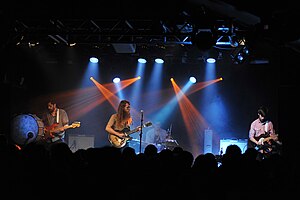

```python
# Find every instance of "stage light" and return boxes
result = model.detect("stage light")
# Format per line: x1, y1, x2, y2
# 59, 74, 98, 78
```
155, 58, 164, 63
230, 45, 249, 64
138, 58, 147, 63
113, 77, 120, 83
206, 58, 216, 63
89, 57, 99, 63
189, 76, 197, 83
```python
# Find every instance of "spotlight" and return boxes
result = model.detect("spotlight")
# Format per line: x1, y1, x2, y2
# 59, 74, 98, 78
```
155, 58, 164, 63
90, 57, 99, 63
206, 58, 216, 63
138, 58, 147, 63
189, 76, 197, 83
230, 46, 249, 64
113, 77, 120, 83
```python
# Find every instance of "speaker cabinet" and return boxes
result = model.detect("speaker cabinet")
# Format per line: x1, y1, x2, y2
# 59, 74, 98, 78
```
220, 139, 248, 154
68, 135, 94, 152
204, 129, 213, 154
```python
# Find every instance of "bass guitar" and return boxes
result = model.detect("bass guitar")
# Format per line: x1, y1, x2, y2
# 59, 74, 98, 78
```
108, 121, 152, 148
42, 121, 81, 140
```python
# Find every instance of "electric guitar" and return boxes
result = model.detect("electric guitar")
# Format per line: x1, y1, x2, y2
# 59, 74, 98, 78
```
108, 121, 152, 148
249, 133, 278, 154
42, 121, 81, 140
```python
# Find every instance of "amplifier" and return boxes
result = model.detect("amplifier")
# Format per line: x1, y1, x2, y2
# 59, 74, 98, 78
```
68, 134, 94, 152
219, 139, 248, 154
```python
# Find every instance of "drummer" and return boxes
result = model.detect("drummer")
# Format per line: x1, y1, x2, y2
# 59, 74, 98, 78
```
145, 122, 168, 145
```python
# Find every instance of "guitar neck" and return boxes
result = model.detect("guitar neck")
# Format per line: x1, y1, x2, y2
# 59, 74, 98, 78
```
64, 125, 73, 130
264, 135, 277, 142
123, 122, 152, 136
126, 127, 140, 135
50, 125, 72, 133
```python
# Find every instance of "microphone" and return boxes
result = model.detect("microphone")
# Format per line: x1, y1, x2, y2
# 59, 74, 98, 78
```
141, 110, 144, 121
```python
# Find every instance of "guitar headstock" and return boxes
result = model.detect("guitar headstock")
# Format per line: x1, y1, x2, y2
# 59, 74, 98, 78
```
71, 121, 81, 128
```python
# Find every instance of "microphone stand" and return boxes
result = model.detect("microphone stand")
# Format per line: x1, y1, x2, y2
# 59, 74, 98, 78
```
139, 110, 144, 154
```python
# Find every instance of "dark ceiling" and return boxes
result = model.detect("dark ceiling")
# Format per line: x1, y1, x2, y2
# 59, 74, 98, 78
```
2, 0, 299, 45
1, 0, 300, 67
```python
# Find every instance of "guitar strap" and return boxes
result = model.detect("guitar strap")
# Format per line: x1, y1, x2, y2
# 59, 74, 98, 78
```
56, 109, 60, 124
52, 109, 66, 142
264, 121, 268, 132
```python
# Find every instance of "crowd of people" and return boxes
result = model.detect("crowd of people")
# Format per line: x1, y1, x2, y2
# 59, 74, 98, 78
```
3, 100, 289, 199
0, 134, 292, 199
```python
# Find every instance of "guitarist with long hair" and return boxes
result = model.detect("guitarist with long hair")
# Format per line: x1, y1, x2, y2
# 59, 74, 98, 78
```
248, 106, 280, 160
105, 100, 141, 149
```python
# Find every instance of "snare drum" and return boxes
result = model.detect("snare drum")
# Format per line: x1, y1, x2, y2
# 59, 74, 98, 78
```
10, 114, 44, 145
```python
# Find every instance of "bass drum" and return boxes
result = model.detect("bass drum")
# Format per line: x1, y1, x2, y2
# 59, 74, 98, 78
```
10, 114, 44, 146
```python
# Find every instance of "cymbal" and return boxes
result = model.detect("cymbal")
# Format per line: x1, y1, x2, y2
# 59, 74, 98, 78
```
129, 138, 151, 145
162, 139, 179, 146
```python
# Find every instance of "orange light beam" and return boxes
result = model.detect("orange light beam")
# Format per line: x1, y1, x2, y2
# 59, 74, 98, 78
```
90, 77, 120, 110
90, 76, 140, 111
172, 79, 209, 156
186, 78, 223, 96
101, 77, 141, 94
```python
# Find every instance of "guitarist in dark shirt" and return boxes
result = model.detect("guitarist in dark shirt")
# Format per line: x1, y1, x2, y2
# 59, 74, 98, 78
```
38, 100, 70, 150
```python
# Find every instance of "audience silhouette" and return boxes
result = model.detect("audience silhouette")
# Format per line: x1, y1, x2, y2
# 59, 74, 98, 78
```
0, 136, 293, 199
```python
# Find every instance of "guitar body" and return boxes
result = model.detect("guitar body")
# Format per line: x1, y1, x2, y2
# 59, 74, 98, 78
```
108, 128, 132, 148
108, 121, 152, 148
43, 123, 62, 140
41, 122, 81, 141
248, 133, 278, 156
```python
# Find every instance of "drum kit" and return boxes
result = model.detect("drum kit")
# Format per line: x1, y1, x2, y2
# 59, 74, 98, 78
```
128, 126, 179, 153
162, 138, 179, 150
162, 124, 179, 150
10, 114, 45, 146
128, 138, 179, 153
